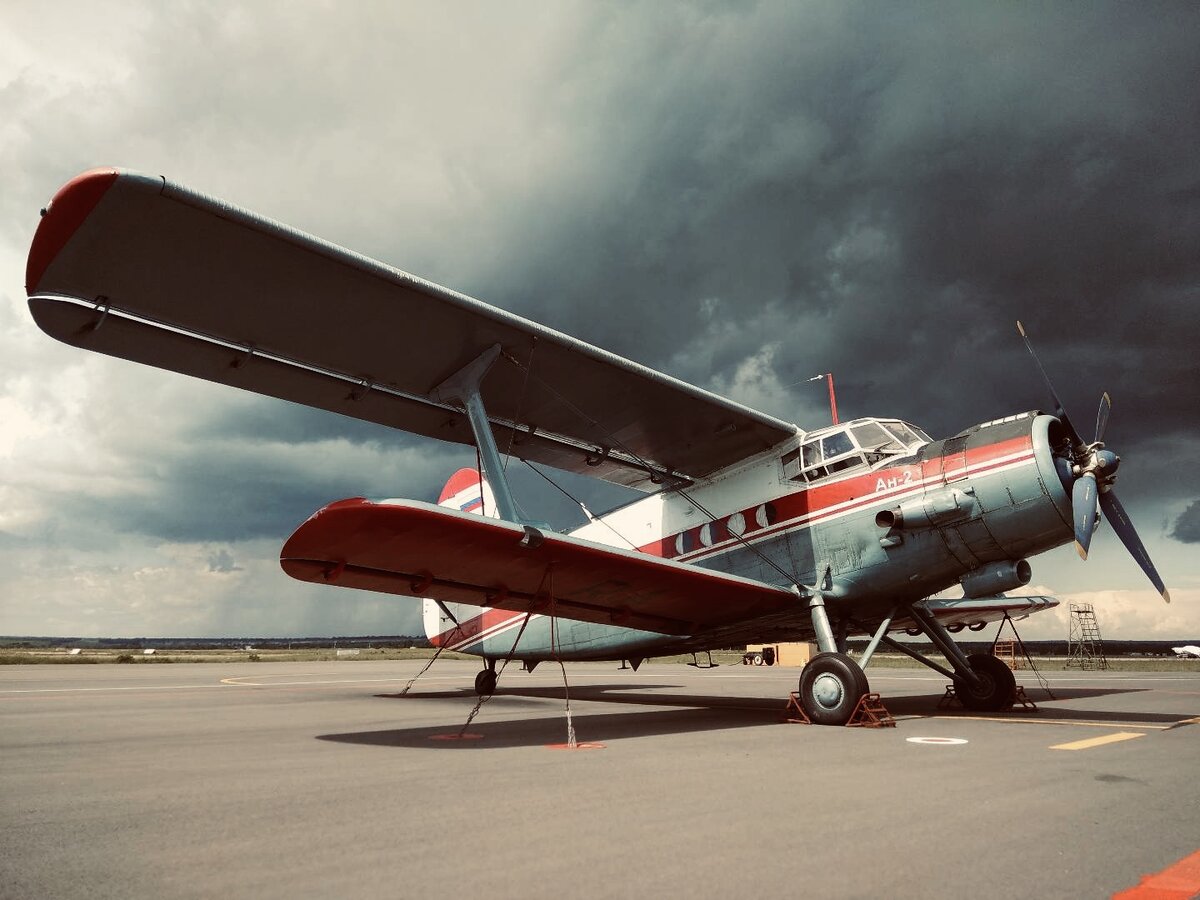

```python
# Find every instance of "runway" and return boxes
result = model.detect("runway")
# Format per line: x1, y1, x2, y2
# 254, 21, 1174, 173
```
2, 660, 1198, 899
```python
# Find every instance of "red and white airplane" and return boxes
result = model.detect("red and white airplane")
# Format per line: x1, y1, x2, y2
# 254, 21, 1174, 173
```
25, 169, 1170, 724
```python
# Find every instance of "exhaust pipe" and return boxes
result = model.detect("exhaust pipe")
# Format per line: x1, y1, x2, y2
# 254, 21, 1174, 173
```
960, 559, 1032, 598
875, 487, 973, 530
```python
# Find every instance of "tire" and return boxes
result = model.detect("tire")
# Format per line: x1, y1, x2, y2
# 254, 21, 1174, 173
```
763, 648, 776, 666
752, 653, 764, 666
797, 652, 869, 725
953, 653, 1015, 711
968, 622, 987, 632
474, 668, 498, 696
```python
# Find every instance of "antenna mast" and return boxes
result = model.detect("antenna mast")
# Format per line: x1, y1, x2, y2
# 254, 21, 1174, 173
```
808, 373, 839, 425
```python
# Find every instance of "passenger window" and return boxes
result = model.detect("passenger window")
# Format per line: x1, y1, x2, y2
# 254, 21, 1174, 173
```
821, 431, 853, 459
802, 441, 822, 468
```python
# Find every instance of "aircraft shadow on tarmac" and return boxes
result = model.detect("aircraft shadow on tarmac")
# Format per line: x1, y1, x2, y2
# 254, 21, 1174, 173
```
313, 682, 1192, 749
317, 704, 774, 750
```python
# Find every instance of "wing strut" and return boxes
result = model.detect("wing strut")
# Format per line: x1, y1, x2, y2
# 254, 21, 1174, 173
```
430, 344, 522, 523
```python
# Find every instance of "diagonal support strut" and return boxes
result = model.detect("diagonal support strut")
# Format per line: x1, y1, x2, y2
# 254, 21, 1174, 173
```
431, 344, 521, 523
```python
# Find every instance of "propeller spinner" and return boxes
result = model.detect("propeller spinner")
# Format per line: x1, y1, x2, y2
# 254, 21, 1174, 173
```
1016, 321, 1170, 603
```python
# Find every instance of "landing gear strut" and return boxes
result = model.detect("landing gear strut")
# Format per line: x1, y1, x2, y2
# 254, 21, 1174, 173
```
796, 585, 870, 725
474, 661, 498, 696
883, 603, 1016, 712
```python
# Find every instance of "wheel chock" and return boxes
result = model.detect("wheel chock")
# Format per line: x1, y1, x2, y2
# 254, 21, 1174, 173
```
1013, 685, 1038, 711
846, 692, 896, 728
783, 692, 812, 724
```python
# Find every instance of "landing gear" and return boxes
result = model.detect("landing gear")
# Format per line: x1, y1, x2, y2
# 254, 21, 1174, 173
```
474, 663, 498, 696
953, 653, 1016, 711
797, 652, 869, 726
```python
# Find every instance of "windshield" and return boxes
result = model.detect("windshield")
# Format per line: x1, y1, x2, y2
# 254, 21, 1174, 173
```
851, 422, 902, 452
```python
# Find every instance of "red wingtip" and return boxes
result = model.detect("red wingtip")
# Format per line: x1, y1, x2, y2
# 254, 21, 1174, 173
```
26, 168, 120, 295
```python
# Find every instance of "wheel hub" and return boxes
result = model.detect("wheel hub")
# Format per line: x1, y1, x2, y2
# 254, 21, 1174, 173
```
811, 672, 844, 709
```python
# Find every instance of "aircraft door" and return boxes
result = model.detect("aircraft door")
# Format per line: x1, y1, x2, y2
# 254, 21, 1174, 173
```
939, 434, 969, 484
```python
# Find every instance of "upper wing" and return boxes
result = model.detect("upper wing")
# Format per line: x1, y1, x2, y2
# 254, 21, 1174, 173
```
280, 498, 797, 634
27, 169, 796, 489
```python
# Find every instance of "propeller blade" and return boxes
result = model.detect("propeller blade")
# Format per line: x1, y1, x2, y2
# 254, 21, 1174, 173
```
1016, 321, 1083, 447
1098, 490, 1171, 603
1072, 473, 1098, 559
1095, 392, 1112, 444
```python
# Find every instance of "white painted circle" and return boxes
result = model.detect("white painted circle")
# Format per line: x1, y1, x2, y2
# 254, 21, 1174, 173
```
906, 737, 968, 745
727, 512, 745, 536
699, 524, 713, 547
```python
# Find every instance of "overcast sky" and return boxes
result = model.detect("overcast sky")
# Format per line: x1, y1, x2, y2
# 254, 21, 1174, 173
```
2, 2, 1197, 641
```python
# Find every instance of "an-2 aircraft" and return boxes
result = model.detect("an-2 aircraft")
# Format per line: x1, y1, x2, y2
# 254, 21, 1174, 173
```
25, 168, 1171, 725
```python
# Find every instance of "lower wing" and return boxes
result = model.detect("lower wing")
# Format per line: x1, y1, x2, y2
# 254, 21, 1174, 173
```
281, 499, 796, 636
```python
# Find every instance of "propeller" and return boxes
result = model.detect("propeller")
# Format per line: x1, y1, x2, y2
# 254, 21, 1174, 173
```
1016, 321, 1170, 603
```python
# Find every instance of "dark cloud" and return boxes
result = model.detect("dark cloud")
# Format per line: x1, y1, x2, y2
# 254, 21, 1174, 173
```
1170, 501, 1200, 543
455, 4, 1200, 458
5, 2, 1198, 635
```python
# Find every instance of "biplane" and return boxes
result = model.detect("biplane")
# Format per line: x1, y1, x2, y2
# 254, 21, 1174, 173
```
26, 168, 1170, 724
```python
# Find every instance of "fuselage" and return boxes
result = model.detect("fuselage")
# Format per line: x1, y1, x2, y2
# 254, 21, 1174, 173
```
425, 411, 1075, 661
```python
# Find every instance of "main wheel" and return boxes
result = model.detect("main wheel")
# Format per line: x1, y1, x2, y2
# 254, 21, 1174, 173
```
953, 653, 1015, 711
797, 652, 869, 725
474, 668, 498, 696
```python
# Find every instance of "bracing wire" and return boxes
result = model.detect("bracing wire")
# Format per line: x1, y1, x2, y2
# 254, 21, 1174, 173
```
502, 353, 805, 589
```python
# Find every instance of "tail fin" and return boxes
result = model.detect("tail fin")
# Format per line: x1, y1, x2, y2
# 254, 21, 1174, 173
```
437, 467, 499, 518
421, 467, 498, 643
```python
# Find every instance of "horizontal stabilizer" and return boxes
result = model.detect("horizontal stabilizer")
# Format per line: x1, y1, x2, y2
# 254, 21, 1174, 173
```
908, 595, 1059, 630
280, 499, 796, 635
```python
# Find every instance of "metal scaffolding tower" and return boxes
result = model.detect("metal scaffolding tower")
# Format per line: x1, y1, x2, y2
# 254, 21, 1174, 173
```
1066, 602, 1108, 670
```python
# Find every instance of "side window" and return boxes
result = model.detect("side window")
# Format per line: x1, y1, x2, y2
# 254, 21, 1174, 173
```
781, 448, 802, 481
802, 440, 822, 468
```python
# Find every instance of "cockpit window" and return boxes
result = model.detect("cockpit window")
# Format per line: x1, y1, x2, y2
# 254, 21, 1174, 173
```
820, 430, 854, 460
884, 421, 923, 445
787, 418, 928, 485
850, 422, 901, 452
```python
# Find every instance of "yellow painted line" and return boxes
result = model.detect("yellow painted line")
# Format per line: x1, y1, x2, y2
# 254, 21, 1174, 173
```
934, 714, 1173, 730
1050, 731, 1145, 751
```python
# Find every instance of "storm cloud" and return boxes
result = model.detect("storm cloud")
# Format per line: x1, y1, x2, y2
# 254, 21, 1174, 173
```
2, 2, 1197, 638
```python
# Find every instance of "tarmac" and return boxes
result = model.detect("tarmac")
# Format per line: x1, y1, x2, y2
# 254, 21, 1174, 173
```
2, 659, 1198, 899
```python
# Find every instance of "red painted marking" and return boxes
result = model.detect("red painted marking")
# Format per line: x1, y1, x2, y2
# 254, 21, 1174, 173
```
26, 168, 120, 293
1112, 848, 1200, 899
639, 435, 1034, 561
430, 608, 527, 649
439, 468, 482, 504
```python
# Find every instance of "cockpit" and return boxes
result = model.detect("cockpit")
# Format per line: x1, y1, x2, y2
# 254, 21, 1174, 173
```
781, 417, 932, 484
